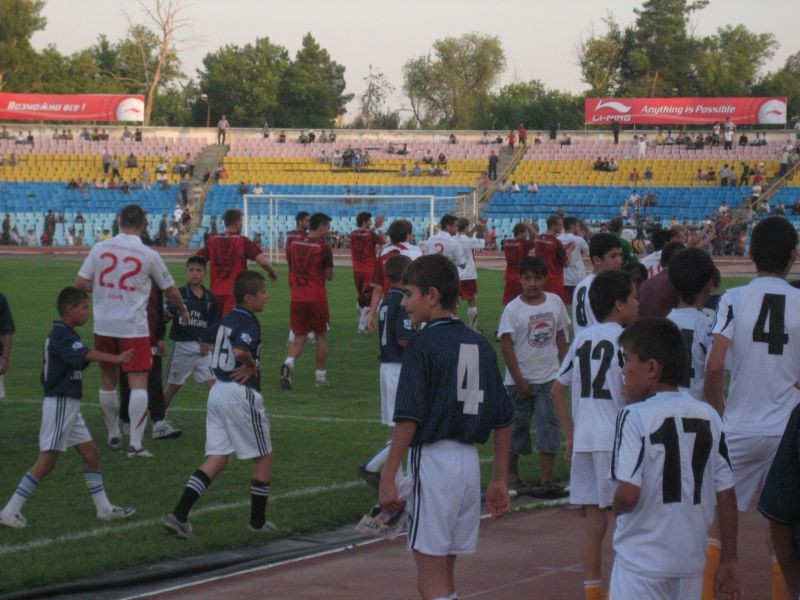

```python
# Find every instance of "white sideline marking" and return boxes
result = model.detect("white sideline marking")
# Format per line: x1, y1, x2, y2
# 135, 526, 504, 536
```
1, 398, 381, 424
0, 480, 363, 557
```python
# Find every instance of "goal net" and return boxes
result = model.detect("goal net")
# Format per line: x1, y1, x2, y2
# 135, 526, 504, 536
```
242, 193, 472, 263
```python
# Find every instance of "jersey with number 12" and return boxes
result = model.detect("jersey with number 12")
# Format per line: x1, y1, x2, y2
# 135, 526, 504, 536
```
711, 277, 800, 436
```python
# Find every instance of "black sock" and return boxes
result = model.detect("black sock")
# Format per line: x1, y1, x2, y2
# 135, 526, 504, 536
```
250, 479, 271, 528
173, 470, 212, 522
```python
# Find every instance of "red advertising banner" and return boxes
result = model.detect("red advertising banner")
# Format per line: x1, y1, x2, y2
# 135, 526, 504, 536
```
585, 97, 788, 126
0, 93, 145, 122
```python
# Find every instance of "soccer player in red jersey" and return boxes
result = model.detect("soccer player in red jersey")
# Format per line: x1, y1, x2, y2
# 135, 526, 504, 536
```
533, 214, 573, 304
280, 213, 334, 390
285, 211, 310, 343
197, 208, 277, 317
502, 221, 537, 305
350, 211, 385, 333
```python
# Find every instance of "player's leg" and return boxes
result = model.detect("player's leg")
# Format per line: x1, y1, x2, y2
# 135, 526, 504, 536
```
249, 454, 276, 532
413, 552, 452, 600
162, 383, 182, 408
610, 558, 674, 600
532, 381, 565, 495
507, 385, 533, 488
583, 506, 609, 600
97, 336, 122, 449
166, 453, 229, 538
467, 297, 478, 331
150, 353, 181, 440
314, 331, 329, 387
0, 451, 57, 528
74, 441, 134, 520
281, 302, 307, 390
701, 516, 722, 600
126, 370, 152, 456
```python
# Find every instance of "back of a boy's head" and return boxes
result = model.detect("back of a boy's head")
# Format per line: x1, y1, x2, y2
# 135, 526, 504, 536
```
622, 262, 648, 287
223, 208, 242, 227
57, 286, 88, 316
440, 214, 458, 230
356, 211, 372, 227
650, 228, 670, 251
518, 255, 547, 278
119, 204, 146, 229
309, 212, 331, 231
233, 271, 266, 304
563, 217, 578, 231
590, 270, 632, 322
608, 217, 623, 234
388, 219, 410, 244
512, 222, 528, 237
589, 232, 622, 259
186, 255, 206, 270
668, 248, 715, 304
618, 317, 686, 387
385, 254, 412, 285
295, 211, 310, 225
456, 217, 470, 232
402, 254, 459, 312
750, 216, 798, 275
660, 242, 685, 268
546, 214, 561, 229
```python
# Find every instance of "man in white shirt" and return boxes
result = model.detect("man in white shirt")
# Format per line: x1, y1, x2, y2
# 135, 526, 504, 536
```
557, 217, 589, 304
76, 204, 189, 458
422, 214, 467, 269
455, 217, 485, 330
640, 229, 670, 279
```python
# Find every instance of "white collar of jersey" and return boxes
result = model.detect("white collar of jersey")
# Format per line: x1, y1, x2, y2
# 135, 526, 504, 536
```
117, 233, 142, 242
645, 390, 688, 403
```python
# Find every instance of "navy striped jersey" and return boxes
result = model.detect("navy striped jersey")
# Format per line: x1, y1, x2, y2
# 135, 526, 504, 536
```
394, 318, 514, 445
378, 288, 414, 363
210, 307, 261, 391
169, 284, 218, 342
41, 321, 91, 398
0, 292, 14, 355
759, 404, 800, 525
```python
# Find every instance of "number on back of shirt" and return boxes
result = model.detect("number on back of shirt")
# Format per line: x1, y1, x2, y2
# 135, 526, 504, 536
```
650, 417, 712, 504
575, 339, 613, 399
211, 326, 235, 371
575, 287, 588, 327
752, 293, 788, 355
379, 305, 388, 347
456, 344, 484, 415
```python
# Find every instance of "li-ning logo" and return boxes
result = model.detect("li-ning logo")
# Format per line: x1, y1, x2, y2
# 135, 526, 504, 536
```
595, 100, 632, 113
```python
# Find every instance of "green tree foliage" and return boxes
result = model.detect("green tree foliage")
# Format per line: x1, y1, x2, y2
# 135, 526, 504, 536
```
359, 65, 394, 129
754, 51, 800, 121
0, 0, 46, 91
577, 14, 624, 96
482, 81, 584, 131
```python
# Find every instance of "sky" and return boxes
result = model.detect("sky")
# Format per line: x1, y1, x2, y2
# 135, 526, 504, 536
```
30, 0, 798, 119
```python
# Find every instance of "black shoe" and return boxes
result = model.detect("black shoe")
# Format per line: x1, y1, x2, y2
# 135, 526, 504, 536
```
280, 364, 292, 390
357, 465, 381, 490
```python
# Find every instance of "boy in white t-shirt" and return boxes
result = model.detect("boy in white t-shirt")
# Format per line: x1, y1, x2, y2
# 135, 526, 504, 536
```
572, 233, 623, 335
611, 317, 740, 600
553, 270, 638, 600
557, 217, 589, 304
499, 256, 570, 495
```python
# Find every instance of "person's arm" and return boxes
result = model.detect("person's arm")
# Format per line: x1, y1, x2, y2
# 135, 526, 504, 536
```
163, 286, 191, 327
714, 487, 742, 599
705, 333, 730, 416
613, 482, 641, 515
551, 380, 574, 460
770, 521, 799, 598
379, 420, 418, 513
0, 333, 12, 374
485, 426, 512, 518
75, 275, 93, 292
231, 347, 257, 383
85, 349, 133, 365
254, 254, 278, 281
500, 333, 529, 398
555, 329, 568, 362
367, 284, 383, 332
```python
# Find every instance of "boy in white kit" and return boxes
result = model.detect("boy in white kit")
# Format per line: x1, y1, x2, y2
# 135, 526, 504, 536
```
455, 217, 485, 331
423, 214, 467, 270
572, 233, 623, 335
499, 256, 569, 495
557, 217, 589, 304
612, 317, 740, 600
552, 269, 637, 600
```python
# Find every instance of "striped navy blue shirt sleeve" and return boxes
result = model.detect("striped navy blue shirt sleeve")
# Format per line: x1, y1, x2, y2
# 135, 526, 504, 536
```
53, 330, 90, 369
758, 404, 800, 525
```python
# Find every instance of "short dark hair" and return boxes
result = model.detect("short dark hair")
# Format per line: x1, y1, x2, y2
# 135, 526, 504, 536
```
119, 204, 146, 229
385, 254, 412, 284
57, 286, 88, 316
186, 255, 207, 269
309, 212, 331, 231
456, 217, 470, 232
388, 219, 410, 244
608, 217, 623, 234
295, 211, 310, 225
356, 211, 372, 227
650, 229, 670, 251
589, 270, 633, 322
589, 232, 622, 259
402, 254, 459, 312
660, 241, 685, 268
440, 214, 458, 229
563, 217, 578, 231
233, 271, 266, 304
750, 216, 798, 274
223, 208, 243, 227
618, 317, 686, 387
518, 256, 547, 278
622, 262, 648, 287
512, 222, 528, 236
668, 248, 716, 304
546, 214, 562, 229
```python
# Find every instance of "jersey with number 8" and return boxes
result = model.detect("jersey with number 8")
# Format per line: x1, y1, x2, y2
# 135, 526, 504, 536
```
711, 277, 800, 436
77, 233, 176, 338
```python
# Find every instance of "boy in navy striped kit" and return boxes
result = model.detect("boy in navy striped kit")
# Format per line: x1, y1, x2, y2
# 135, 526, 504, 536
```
0, 287, 135, 529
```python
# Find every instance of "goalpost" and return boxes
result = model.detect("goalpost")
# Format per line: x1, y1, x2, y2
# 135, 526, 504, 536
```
242, 193, 471, 263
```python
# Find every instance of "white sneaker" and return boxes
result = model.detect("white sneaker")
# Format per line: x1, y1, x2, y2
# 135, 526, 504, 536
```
127, 445, 154, 458
248, 520, 279, 533
98, 505, 136, 521
0, 510, 27, 529
315, 377, 329, 388
164, 513, 195, 539
152, 420, 182, 440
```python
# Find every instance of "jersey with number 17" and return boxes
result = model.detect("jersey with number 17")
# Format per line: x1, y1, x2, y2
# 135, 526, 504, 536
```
78, 233, 175, 338
711, 277, 800, 436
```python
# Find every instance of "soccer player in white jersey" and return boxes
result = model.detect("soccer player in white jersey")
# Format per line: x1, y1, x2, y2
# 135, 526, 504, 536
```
641, 228, 670, 279
557, 217, 589, 305
706, 216, 800, 597
552, 270, 637, 600
76, 204, 189, 458
455, 217, 485, 330
612, 318, 740, 600
423, 214, 467, 269
572, 233, 623, 335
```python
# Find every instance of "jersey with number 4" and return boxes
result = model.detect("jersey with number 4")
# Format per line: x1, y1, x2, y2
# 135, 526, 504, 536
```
711, 277, 800, 436
572, 273, 597, 334
556, 322, 625, 452
210, 306, 261, 391
612, 391, 734, 576
78, 233, 175, 338
666, 307, 713, 401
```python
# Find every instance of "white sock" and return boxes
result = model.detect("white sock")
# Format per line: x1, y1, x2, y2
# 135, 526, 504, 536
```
315, 369, 326, 381
99, 389, 120, 439
358, 307, 369, 331
284, 356, 295, 369
128, 389, 149, 449
83, 470, 113, 514
365, 442, 391, 472
4, 472, 39, 514
468, 306, 478, 330
287, 330, 295, 344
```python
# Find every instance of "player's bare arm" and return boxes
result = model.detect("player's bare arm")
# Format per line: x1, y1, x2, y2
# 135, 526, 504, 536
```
231, 348, 257, 383
163, 286, 191, 326
551, 381, 574, 460
769, 520, 800, 598
500, 334, 529, 399
714, 487, 742, 600
0, 332, 12, 374
612, 482, 640, 515
485, 426, 512, 518
555, 330, 568, 362
255, 254, 278, 282
367, 285, 383, 332
379, 420, 417, 514
86, 349, 134, 365
704, 333, 730, 415
75, 275, 93, 293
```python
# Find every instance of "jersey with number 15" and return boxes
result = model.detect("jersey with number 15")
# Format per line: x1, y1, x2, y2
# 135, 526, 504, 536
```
711, 277, 800, 436
78, 233, 175, 338
210, 306, 261, 391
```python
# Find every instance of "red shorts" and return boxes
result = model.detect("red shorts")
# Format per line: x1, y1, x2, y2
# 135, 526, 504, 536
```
217, 295, 236, 317
353, 270, 373, 307
459, 279, 478, 301
94, 335, 153, 373
502, 280, 522, 306
290, 302, 330, 336
563, 286, 576, 305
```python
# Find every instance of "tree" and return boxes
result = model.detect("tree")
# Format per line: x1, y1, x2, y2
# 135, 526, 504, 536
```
0, 0, 46, 91
482, 81, 584, 130
755, 51, 800, 123
359, 65, 394, 129
577, 14, 625, 96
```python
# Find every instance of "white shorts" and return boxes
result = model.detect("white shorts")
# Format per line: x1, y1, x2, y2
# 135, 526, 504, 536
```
407, 440, 480, 556
165, 341, 214, 385
726, 432, 782, 511
205, 382, 272, 459
39, 397, 92, 452
610, 558, 702, 600
570, 451, 616, 508
380, 362, 401, 426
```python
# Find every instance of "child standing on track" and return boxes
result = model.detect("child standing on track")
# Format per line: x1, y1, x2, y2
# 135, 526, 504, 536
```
379, 254, 514, 600
0, 287, 135, 528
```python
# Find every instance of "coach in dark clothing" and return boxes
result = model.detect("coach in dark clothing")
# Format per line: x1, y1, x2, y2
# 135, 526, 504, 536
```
488, 151, 498, 180
611, 120, 621, 145
636, 242, 683, 318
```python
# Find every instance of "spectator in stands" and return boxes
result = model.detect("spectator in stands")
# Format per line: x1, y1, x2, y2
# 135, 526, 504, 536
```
422, 150, 434, 165
398, 164, 408, 177
0, 126, 8, 139
134, 128, 142, 142
1, 214, 10, 245
253, 183, 264, 195
533, 132, 543, 145
611, 120, 621, 144
122, 127, 133, 141
262, 122, 270, 138
738, 132, 749, 146
120, 180, 130, 195
102, 149, 111, 175
757, 199, 771, 214
637, 134, 648, 158
14, 131, 24, 145
155, 161, 167, 175
80, 128, 91, 141
720, 164, 730, 187
9, 227, 20, 245
607, 159, 618, 172
217, 115, 230, 145
299, 130, 309, 144
775, 202, 786, 216
397, 143, 408, 155
518, 123, 528, 146
437, 152, 447, 166
751, 181, 763, 202
656, 130, 665, 145
0, 154, 3, 167
644, 166, 653, 180
110, 156, 121, 180
126, 153, 138, 168
560, 133, 571, 146
510, 181, 521, 193
527, 181, 539, 194
719, 201, 730, 216
411, 162, 422, 177
488, 151, 498, 180
479, 131, 490, 144
449, 133, 458, 144
8, 153, 16, 167
629, 167, 640, 181
508, 129, 517, 150
24, 229, 37, 246
99, 129, 108, 141
593, 157, 604, 171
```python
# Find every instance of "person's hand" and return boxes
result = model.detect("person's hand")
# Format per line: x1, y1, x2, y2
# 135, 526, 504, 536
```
375, 215, 386, 229
179, 306, 190, 326
0, 356, 9, 374
267, 269, 278, 282
156, 340, 164, 357
379, 476, 405, 514
714, 561, 741, 600
484, 481, 511, 519
516, 380, 530, 400
199, 342, 212, 357
367, 313, 377, 332
231, 362, 256, 383
117, 350, 134, 365
565, 438, 573, 461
